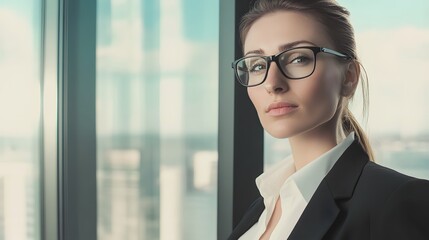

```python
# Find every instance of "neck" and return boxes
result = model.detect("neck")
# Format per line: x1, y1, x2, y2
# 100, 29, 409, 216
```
289, 118, 345, 171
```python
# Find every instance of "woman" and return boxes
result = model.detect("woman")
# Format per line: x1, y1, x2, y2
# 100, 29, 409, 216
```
228, 0, 429, 239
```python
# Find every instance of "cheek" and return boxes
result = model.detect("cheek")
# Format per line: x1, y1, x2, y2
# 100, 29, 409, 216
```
247, 87, 263, 111
247, 87, 268, 123
299, 66, 342, 114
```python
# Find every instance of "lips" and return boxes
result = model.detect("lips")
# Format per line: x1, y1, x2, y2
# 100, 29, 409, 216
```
266, 102, 298, 116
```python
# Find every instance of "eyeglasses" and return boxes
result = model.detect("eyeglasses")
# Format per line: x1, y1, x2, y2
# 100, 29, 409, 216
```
231, 46, 352, 87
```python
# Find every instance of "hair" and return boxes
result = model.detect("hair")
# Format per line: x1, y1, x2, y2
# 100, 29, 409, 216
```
240, 0, 375, 161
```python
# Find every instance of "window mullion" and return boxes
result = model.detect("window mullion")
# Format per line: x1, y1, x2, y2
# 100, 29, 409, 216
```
60, 0, 97, 239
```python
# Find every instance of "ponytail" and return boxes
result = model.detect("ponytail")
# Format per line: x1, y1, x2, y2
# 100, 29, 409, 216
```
342, 108, 374, 161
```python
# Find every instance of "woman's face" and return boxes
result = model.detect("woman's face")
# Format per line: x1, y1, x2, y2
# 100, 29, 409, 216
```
244, 11, 345, 139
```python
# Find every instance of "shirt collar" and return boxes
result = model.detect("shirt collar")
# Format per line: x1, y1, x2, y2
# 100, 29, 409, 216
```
293, 132, 355, 201
256, 132, 355, 202
256, 155, 295, 198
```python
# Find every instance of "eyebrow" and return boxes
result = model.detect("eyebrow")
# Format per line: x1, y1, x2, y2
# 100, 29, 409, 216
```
244, 40, 317, 56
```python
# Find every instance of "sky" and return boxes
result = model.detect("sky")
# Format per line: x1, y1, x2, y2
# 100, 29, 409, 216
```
339, 0, 429, 31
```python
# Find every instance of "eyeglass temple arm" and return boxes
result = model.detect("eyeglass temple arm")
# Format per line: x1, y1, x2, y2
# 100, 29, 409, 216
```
321, 47, 352, 60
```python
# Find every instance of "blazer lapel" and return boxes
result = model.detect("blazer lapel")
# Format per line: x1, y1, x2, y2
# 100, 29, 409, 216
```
288, 181, 339, 240
228, 197, 265, 240
288, 140, 369, 240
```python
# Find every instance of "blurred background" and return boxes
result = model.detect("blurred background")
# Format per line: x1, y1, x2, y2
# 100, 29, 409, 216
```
0, 0, 428, 239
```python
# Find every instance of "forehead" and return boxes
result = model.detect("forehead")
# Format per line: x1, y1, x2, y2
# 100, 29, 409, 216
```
244, 11, 332, 54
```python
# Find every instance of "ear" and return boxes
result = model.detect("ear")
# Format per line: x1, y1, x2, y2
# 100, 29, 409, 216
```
341, 61, 360, 97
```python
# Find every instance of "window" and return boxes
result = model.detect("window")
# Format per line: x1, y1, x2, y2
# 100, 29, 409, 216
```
96, 0, 219, 239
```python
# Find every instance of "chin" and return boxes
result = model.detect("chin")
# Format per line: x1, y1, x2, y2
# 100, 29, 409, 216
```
264, 125, 297, 139
264, 118, 336, 140
261, 116, 326, 139
267, 132, 291, 139
259, 116, 298, 139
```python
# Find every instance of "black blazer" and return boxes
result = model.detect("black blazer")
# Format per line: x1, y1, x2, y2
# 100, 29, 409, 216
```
228, 140, 429, 240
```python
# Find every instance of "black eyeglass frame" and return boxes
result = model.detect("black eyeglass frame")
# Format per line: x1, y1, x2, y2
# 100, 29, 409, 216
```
231, 46, 353, 87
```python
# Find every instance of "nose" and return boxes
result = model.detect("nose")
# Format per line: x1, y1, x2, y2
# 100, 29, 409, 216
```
263, 62, 289, 94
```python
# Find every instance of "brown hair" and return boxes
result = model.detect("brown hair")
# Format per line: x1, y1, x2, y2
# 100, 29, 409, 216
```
240, 0, 375, 161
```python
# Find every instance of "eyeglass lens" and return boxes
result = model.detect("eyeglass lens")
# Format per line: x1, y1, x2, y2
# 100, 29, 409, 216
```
235, 48, 316, 86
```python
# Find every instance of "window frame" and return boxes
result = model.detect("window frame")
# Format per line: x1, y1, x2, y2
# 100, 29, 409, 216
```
41, 0, 62, 239
217, 0, 264, 239
57, 0, 97, 239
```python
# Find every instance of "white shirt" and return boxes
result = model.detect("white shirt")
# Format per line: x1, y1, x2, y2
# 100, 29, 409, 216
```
239, 132, 355, 240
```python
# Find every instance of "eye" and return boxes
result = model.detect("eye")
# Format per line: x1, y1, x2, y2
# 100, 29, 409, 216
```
248, 59, 267, 74
250, 63, 266, 72
290, 55, 311, 64
280, 49, 314, 67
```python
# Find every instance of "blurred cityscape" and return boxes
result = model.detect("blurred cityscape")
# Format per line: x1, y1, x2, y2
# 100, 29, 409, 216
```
96, 0, 219, 239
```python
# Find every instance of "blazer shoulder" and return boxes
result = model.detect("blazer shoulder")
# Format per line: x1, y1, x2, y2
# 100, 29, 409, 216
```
355, 161, 428, 205
356, 162, 429, 239
361, 161, 419, 186
373, 177, 429, 239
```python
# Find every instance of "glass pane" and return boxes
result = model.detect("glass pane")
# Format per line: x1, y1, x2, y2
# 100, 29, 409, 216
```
0, 1, 42, 240
96, 0, 219, 239
264, 1, 429, 180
